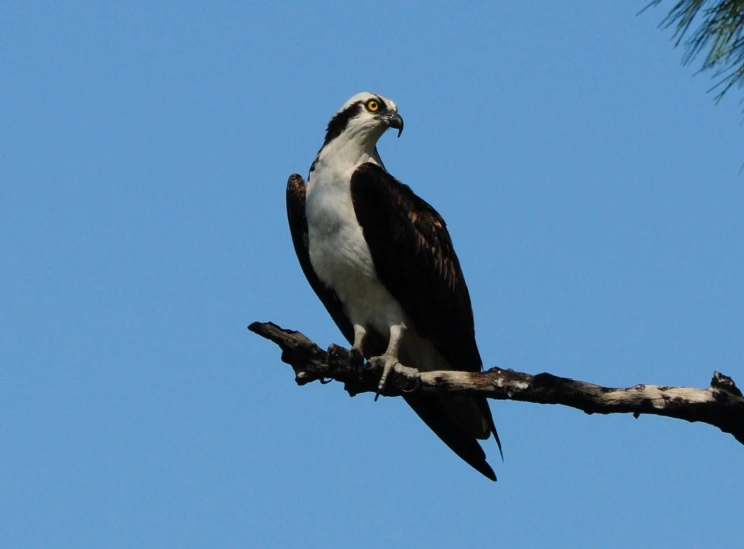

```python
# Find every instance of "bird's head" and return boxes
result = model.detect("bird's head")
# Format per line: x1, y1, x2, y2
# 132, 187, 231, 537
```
322, 92, 404, 149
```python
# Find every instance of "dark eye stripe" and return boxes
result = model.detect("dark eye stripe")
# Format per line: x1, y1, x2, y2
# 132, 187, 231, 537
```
322, 102, 364, 146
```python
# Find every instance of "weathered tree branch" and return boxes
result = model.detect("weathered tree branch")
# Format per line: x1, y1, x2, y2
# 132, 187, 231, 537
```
249, 321, 744, 446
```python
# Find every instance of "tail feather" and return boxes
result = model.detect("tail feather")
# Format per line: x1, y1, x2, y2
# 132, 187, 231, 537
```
363, 328, 501, 479
442, 395, 491, 439
478, 398, 503, 460
398, 335, 501, 479
404, 394, 497, 481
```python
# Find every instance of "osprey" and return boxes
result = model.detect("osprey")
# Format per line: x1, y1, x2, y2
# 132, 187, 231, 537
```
286, 92, 501, 480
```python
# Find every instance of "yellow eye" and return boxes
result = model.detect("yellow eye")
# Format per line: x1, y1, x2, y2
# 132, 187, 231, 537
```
366, 99, 380, 112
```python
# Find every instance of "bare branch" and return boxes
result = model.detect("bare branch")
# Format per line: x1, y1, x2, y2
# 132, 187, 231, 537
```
249, 321, 744, 446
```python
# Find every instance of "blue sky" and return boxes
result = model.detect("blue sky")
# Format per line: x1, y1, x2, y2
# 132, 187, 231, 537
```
2, 2, 743, 547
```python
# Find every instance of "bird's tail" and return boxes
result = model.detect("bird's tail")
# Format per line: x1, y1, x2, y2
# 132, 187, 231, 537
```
400, 336, 502, 478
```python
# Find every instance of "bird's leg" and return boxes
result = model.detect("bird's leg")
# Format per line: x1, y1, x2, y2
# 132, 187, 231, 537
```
370, 324, 407, 401
349, 324, 366, 366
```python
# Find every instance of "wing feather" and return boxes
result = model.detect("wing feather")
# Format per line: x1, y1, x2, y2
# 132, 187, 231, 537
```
350, 163, 502, 476
350, 163, 481, 371
286, 174, 354, 343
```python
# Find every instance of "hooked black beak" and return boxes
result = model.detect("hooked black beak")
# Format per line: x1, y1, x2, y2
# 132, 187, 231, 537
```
385, 112, 404, 138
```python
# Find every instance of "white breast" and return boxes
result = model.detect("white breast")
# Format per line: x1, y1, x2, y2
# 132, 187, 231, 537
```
305, 166, 407, 335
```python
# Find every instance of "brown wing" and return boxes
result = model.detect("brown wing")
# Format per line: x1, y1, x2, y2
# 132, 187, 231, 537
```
350, 163, 502, 478
286, 174, 354, 343
350, 163, 481, 371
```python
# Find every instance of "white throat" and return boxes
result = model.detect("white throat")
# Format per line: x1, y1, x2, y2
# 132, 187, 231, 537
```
309, 134, 384, 187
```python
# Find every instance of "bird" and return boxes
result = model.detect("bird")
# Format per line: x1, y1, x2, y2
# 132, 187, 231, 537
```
285, 92, 501, 480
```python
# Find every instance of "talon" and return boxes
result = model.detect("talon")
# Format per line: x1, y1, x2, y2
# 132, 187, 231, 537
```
400, 374, 422, 393
320, 377, 332, 385
374, 358, 399, 401
349, 347, 365, 367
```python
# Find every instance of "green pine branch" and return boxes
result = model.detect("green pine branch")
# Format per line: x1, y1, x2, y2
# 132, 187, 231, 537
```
645, 0, 744, 101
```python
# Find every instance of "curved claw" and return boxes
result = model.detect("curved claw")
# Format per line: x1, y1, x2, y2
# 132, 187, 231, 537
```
374, 358, 399, 402
373, 387, 385, 402
400, 374, 422, 393
349, 347, 365, 367
319, 377, 333, 385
